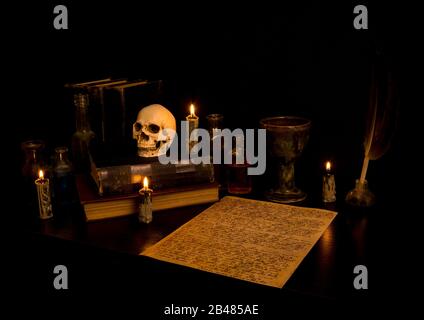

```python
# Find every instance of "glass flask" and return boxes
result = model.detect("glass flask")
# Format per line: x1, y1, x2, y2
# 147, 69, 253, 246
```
72, 92, 95, 172
52, 146, 78, 215
226, 143, 252, 195
21, 140, 46, 214
206, 114, 225, 189
21, 140, 45, 180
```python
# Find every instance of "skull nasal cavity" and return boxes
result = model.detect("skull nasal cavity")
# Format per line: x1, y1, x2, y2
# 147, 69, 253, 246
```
140, 132, 150, 141
148, 124, 160, 134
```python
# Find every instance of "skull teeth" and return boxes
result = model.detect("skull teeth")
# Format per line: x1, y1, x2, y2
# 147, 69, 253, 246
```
138, 144, 164, 151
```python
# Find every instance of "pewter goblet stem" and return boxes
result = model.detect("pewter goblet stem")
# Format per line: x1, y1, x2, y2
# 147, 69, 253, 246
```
279, 160, 295, 192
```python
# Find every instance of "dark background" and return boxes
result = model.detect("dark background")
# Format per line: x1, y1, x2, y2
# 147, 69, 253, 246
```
6, 0, 415, 312
9, 1, 406, 189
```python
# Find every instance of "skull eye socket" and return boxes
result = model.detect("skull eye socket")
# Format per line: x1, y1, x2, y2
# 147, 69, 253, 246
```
148, 124, 160, 134
134, 123, 142, 131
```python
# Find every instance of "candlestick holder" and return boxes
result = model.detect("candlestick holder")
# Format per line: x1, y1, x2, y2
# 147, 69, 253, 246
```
345, 179, 375, 207
260, 116, 311, 203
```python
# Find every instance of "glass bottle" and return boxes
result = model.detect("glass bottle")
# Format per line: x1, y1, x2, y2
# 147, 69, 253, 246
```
206, 114, 225, 189
21, 140, 45, 180
226, 142, 252, 195
21, 140, 46, 214
206, 114, 224, 139
52, 147, 78, 216
71, 93, 95, 172
345, 179, 375, 207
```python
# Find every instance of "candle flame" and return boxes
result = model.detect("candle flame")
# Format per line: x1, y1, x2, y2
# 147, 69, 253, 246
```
326, 161, 331, 171
39, 169, 44, 179
143, 176, 149, 189
190, 104, 195, 117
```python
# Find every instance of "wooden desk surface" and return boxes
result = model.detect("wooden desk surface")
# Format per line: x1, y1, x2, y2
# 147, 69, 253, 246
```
17, 190, 390, 308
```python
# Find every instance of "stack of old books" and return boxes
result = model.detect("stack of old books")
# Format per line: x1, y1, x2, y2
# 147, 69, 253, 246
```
77, 158, 218, 221
69, 78, 219, 221
66, 78, 218, 221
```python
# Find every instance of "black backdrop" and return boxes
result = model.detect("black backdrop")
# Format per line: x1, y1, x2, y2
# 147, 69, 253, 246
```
10, 1, 406, 203
6, 1, 415, 309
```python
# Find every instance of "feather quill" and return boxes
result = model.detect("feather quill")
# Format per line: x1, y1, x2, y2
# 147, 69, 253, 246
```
359, 53, 398, 184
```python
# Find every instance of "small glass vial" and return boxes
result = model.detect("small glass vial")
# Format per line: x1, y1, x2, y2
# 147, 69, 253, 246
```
21, 140, 45, 180
53, 147, 78, 215
206, 114, 225, 189
72, 92, 95, 173
21, 140, 46, 213
226, 145, 252, 195
206, 114, 224, 138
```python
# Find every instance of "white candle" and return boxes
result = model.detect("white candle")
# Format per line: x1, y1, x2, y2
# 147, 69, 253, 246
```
35, 170, 53, 219
138, 176, 153, 223
186, 104, 199, 152
323, 161, 336, 203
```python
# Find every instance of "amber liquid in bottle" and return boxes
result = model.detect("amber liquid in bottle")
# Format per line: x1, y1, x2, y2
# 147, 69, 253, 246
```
227, 163, 252, 194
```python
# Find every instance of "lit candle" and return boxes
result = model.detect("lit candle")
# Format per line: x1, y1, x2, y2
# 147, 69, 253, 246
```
138, 176, 153, 223
186, 103, 199, 152
35, 169, 53, 219
322, 161, 336, 202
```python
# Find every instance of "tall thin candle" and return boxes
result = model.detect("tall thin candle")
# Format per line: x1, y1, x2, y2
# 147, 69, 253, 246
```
138, 176, 153, 223
35, 169, 53, 219
186, 104, 199, 153
322, 161, 336, 203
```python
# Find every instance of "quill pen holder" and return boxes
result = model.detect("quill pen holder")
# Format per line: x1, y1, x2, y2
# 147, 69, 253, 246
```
345, 179, 375, 207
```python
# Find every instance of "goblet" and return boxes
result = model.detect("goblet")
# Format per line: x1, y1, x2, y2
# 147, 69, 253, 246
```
260, 116, 311, 203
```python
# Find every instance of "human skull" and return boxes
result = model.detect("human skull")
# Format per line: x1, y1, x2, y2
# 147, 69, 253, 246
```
132, 104, 176, 157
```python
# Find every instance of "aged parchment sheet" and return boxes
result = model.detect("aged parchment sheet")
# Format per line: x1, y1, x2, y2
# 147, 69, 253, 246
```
141, 196, 337, 288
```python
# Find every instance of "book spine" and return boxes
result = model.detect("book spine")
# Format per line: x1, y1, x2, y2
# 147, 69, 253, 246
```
93, 163, 215, 196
